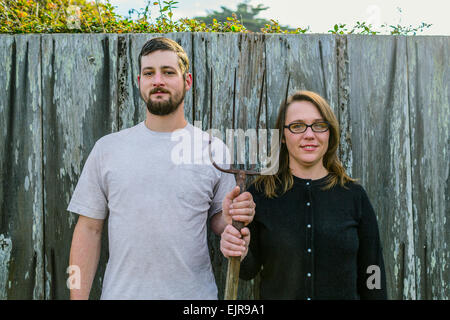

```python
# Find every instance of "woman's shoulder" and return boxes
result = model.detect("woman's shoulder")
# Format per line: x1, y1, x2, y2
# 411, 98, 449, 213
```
247, 182, 265, 201
339, 179, 372, 202
343, 179, 364, 191
246, 180, 283, 206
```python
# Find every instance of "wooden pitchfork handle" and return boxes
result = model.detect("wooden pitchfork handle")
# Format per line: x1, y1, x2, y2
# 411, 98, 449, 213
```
210, 146, 258, 300
223, 171, 246, 300
208, 67, 263, 300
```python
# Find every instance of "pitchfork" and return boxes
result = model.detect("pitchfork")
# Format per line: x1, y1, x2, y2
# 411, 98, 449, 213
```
207, 67, 267, 300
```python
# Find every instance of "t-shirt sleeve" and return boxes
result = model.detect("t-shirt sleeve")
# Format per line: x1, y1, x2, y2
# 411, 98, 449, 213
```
208, 170, 236, 218
356, 185, 387, 299
67, 141, 108, 220
208, 137, 236, 218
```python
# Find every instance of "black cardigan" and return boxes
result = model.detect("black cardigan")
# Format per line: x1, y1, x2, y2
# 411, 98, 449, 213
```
240, 174, 387, 300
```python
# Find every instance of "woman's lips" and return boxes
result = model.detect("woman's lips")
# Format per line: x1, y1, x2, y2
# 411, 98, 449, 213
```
301, 145, 318, 151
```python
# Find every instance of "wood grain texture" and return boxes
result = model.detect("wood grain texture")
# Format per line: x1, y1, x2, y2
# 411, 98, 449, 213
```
406, 36, 449, 300
0, 34, 44, 299
348, 35, 415, 300
0, 33, 448, 300
41, 34, 118, 299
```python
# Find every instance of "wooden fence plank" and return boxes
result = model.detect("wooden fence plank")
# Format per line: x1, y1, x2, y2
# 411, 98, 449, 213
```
232, 33, 266, 299
407, 36, 449, 300
0, 35, 44, 299
0, 33, 448, 300
191, 32, 244, 299
347, 35, 416, 300
41, 34, 118, 299
0, 34, 14, 300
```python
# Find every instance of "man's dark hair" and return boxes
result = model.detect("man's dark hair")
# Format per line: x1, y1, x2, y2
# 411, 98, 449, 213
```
138, 37, 190, 76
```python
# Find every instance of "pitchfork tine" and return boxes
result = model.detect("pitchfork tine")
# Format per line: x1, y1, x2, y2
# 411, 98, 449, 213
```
208, 67, 259, 176
250, 69, 266, 171
207, 66, 264, 301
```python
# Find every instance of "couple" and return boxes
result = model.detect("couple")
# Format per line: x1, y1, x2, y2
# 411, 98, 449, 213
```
68, 37, 386, 300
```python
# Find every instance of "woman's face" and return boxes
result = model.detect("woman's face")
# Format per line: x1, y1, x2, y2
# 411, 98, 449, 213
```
283, 100, 330, 172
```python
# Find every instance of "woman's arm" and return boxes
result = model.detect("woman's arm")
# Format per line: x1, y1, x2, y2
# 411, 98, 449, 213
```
356, 187, 388, 299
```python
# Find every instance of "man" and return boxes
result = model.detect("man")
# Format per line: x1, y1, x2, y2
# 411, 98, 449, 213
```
68, 37, 253, 300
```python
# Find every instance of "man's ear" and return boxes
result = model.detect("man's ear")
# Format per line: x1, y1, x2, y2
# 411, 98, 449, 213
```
137, 74, 140, 84
184, 73, 193, 91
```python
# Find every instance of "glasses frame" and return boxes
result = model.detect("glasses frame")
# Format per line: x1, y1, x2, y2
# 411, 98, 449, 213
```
283, 121, 330, 134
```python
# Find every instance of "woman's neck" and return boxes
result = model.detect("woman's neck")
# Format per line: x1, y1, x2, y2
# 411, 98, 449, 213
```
289, 161, 328, 180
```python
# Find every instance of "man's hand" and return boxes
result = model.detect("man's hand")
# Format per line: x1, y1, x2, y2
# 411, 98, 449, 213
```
220, 224, 250, 261
222, 186, 255, 226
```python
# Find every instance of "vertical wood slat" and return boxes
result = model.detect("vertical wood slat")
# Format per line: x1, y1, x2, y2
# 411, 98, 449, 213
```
192, 33, 242, 300
0, 34, 15, 300
41, 34, 118, 299
347, 35, 416, 300
406, 36, 449, 300
231, 33, 266, 299
0, 33, 448, 300
0, 35, 44, 299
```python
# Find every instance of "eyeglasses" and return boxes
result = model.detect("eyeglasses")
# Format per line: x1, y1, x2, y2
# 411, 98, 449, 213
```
283, 121, 330, 134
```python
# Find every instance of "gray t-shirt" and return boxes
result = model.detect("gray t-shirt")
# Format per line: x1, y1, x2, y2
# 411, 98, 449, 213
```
67, 121, 235, 299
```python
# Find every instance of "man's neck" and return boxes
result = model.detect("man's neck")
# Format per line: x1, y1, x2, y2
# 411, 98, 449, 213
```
144, 106, 187, 132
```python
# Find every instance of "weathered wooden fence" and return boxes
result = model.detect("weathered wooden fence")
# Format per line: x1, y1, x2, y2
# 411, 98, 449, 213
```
0, 33, 448, 300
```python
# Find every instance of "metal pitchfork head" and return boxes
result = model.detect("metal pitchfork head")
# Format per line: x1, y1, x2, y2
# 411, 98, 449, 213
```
207, 67, 265, 300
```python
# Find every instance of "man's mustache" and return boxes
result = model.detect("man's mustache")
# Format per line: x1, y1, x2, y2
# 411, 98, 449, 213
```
149, 87, 170, 95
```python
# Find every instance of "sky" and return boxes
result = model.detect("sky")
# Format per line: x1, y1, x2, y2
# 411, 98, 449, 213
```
106, 0, 449, 35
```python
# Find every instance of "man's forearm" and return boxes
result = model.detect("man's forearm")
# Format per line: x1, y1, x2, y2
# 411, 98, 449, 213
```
210, 211, 227, 235
69, 223, 102, 300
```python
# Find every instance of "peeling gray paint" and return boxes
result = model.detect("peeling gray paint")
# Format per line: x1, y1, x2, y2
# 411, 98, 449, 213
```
0, 33, 448, 300
0, 234, 12, 300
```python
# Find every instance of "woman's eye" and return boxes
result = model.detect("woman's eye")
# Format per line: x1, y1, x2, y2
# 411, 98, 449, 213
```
291, 123, 305, 129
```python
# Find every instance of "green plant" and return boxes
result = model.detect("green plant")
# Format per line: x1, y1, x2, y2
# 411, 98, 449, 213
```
329, 23, 349, 35
0, 0, 432, 35
385, 22, 433, 35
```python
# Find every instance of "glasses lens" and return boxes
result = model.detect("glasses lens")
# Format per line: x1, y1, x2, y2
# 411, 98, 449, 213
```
290, 123, 306, 133
312, 122, 329, 132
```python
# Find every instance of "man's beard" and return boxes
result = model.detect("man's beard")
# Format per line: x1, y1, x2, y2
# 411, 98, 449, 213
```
146, 85, 186, 116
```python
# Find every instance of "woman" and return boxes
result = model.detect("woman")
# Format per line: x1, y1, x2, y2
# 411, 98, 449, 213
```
221, 90, 387, 300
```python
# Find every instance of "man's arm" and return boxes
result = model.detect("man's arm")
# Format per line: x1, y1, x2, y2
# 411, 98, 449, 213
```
210, 211, 227, 235
210, 186, 255, 235
69, 215, 104, 300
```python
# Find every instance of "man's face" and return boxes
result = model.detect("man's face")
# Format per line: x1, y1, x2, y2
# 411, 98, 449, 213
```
138, 50, 192, 116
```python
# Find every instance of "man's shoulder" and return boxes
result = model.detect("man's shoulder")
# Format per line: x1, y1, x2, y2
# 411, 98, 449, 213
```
95, 122, 143, 147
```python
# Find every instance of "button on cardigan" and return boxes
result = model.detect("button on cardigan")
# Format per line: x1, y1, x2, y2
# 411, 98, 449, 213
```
240, 174, 387, 300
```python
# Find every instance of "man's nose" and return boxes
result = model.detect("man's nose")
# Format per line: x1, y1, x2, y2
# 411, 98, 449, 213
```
152, 72, 165, 86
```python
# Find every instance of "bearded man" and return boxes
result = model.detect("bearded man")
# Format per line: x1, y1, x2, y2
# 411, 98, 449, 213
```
67, 37, 254, 300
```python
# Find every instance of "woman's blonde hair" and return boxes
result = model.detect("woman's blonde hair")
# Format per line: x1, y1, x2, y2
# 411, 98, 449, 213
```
253, 90, 355, 198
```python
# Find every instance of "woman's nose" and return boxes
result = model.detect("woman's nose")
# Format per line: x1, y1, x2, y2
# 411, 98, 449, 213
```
303, 126, 315, 138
